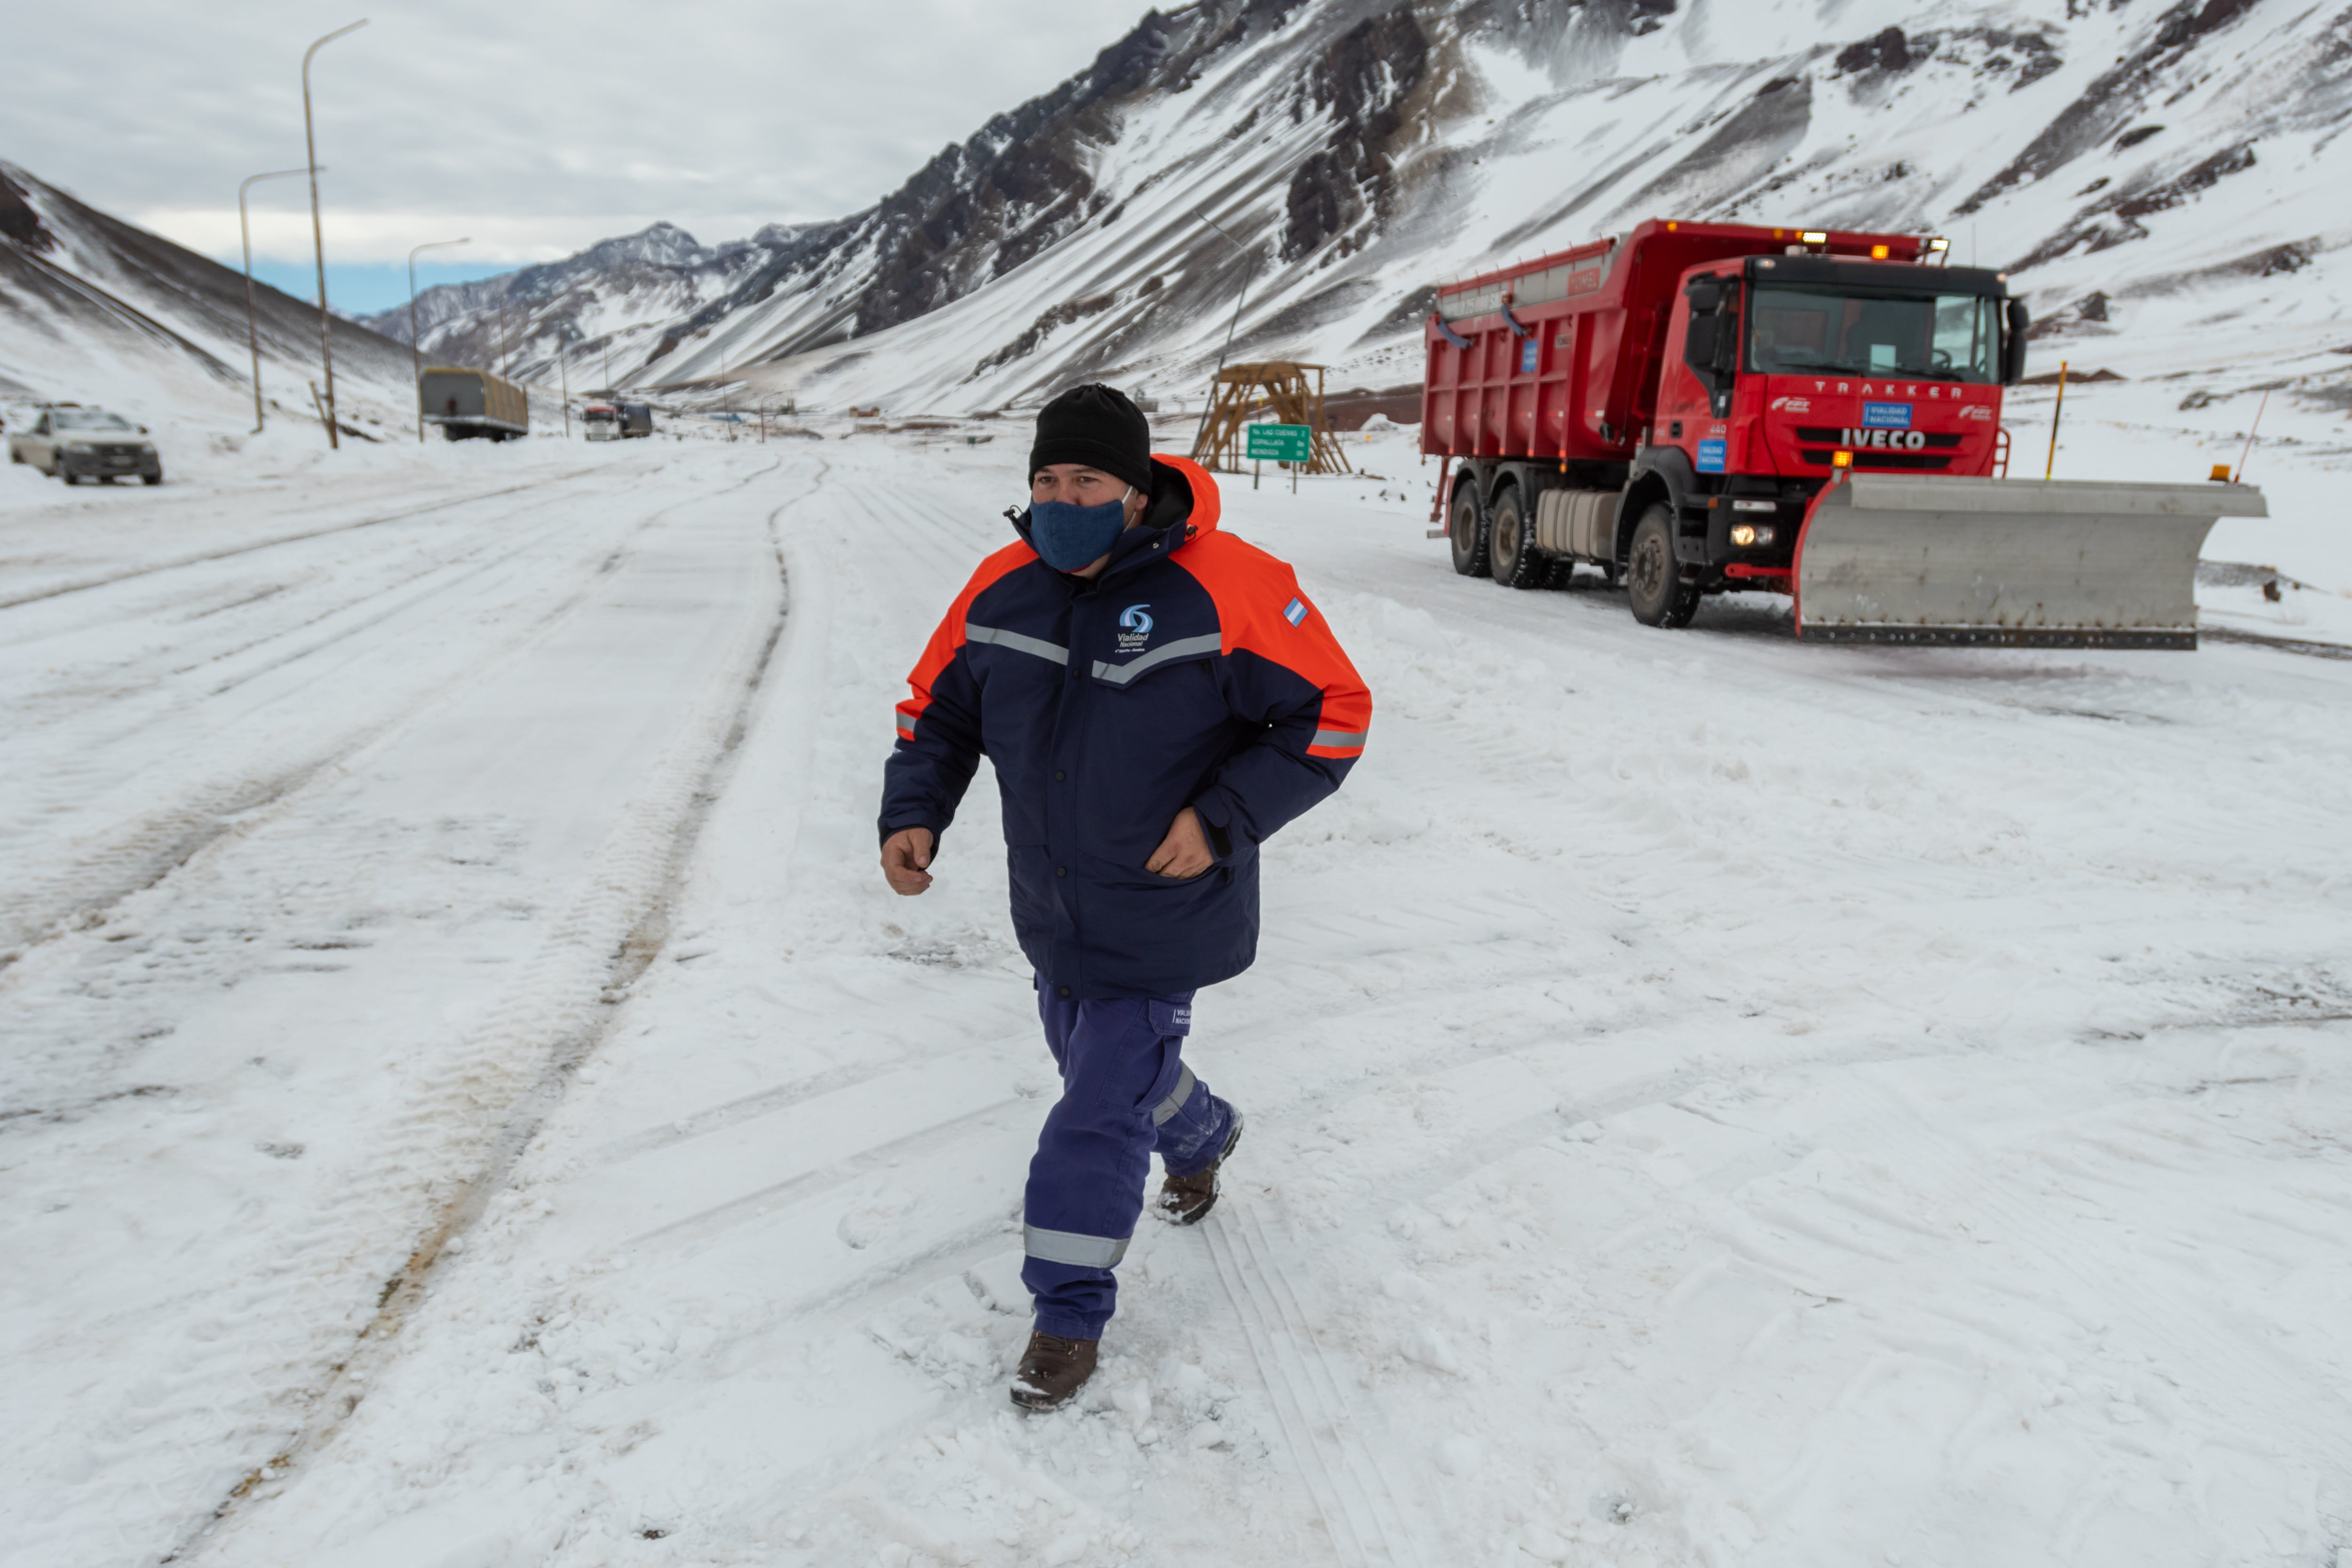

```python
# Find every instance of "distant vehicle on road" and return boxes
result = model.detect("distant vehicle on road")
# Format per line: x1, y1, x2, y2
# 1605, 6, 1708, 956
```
619, 402, 654, 438
583, 402, 621, 441
8, 405, 163, 485
420, 367, 528, 441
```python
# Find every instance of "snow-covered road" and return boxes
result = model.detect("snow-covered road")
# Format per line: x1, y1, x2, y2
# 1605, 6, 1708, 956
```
4, 431, 2348, 1568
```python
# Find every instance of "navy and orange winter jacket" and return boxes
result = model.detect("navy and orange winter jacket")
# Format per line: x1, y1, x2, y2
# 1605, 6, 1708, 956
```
879, 454, 1371, 998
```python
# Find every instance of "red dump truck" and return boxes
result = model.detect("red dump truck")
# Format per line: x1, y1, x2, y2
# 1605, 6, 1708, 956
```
1422, 218, 2264, 646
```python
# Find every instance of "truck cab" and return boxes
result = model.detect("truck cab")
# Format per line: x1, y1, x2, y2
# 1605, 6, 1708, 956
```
1639, 254, 2029, 597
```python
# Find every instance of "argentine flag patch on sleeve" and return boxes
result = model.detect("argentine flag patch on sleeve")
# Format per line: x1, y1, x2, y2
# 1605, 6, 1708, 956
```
1283, 597, 1307, 627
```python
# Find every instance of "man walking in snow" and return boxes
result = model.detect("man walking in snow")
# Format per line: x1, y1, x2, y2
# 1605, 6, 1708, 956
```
877, 384, 1370, 1410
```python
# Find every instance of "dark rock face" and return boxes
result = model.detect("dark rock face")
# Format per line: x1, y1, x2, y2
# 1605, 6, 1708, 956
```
1958, 0, 2265, 215
1280, 8, 1431, 262
1622, 71, 1813, 216
1835, 27, 1914, 76
973, 292, 1122, 376
0, 169, 56, 252
2011, 141, 2259, 269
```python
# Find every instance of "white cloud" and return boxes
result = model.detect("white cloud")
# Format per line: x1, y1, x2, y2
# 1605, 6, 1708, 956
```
3, 0, 1152, 264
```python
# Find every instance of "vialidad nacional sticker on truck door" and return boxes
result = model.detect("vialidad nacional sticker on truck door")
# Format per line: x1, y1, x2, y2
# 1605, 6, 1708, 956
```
1696, 437, 1727, 473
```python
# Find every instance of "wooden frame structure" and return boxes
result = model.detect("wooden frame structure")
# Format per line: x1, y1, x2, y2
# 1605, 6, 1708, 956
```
1190, 361, 1353, 475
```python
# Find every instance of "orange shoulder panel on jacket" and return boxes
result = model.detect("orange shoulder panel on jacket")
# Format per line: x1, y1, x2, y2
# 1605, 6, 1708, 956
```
1172, 531, 1372, 758
896, 539, 1036, 740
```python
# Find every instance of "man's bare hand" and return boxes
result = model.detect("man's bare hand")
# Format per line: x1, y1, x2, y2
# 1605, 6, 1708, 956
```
882, 827, 936, 895
1144, 806, 1214, 880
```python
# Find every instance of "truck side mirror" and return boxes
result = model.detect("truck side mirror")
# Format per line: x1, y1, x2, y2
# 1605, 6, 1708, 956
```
2002, 299, 2031, 385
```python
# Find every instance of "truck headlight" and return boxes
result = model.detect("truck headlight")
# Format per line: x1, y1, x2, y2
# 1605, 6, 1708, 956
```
1730, 524, 1777, 547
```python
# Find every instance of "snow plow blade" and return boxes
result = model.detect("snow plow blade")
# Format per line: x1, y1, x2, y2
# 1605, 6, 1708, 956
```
1795, 475, 2267, 649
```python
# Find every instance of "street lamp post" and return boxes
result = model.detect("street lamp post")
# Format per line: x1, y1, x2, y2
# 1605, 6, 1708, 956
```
238, 167, 311, 435
407, 237, 469, 442
302, 18, 368, 451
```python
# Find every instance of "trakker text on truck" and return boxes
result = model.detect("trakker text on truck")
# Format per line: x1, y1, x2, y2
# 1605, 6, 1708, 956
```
1422, 218, 2264, 648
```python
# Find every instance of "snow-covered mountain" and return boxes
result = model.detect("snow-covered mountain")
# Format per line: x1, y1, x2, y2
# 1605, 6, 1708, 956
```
408, 0, 2349, 416
0, 161, 417, 430
350, 221, 812, 390
13, 0, 2350, 426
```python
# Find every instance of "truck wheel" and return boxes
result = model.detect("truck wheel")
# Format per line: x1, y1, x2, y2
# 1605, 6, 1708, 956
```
1492, 487, 1544, 589
1626, 505, 1700, 628
1447, 483, 1491, 578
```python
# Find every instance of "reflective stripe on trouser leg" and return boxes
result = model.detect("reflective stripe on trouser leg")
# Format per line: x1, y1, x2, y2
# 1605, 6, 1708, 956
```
1154, 1066, 1234, 1178
1023, 1225, 1130, 1268
1023, 984, 1196, 1340
1150, 1064, 1196, 1126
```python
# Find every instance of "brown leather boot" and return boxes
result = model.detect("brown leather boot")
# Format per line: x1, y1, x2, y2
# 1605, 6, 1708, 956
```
1154, 1109, 1245, 1226
1010, 1331, 1099, 1411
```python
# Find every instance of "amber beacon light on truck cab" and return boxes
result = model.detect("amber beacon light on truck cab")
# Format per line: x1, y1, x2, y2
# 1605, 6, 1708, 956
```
1422, 218, 2265, 648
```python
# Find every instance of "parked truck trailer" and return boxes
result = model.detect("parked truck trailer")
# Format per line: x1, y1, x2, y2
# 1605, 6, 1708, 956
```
420, 366, 529, 442
1422, 218, 2264, 647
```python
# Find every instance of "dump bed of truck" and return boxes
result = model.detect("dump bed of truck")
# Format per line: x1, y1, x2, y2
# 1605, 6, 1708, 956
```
1422, 220, 1931, 466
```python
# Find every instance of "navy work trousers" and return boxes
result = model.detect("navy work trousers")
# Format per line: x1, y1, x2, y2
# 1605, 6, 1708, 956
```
1022, 981, 1235, 1340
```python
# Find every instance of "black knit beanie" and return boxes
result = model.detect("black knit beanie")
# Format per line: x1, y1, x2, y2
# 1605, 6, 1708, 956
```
1029, 384, 1153, 495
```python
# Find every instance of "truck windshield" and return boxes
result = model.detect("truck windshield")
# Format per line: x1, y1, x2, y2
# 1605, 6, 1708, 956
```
1747, 285, 2001, 383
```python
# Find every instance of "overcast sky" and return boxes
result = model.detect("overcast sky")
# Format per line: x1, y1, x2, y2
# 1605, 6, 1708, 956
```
3, 0, 1152, 308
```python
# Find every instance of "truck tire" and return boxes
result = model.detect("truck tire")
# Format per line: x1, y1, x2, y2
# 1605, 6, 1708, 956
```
1491, 487, 1544, 589
1447, 483, 1491, 578
1626, 505, 1699, 628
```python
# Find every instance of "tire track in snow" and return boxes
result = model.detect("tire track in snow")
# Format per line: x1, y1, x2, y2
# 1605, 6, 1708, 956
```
1203, 1203, 1433, 1568
172, 454, 821, 1564
0, 466, 685, 977
1850, 1073, 2352, 1474
621, 1098, 1026, 1254
0, 461, 618, 612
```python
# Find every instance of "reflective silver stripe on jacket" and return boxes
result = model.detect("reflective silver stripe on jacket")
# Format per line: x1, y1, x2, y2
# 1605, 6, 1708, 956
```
967, 623, 1070, 665
1023, 1224, 1130, 1268
1091, 633, 1224, 685
1150, 1064, 1197, 1127
1311, 728, 1368, 748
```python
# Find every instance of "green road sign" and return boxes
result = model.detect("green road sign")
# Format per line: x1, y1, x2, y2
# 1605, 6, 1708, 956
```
1244, 422, 1312, 463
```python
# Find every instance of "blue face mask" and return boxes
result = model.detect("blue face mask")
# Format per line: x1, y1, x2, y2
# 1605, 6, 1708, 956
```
1027, 490, 1132, 572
